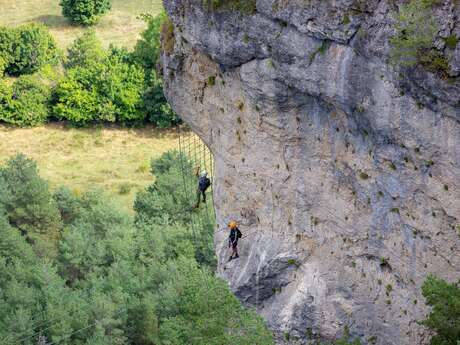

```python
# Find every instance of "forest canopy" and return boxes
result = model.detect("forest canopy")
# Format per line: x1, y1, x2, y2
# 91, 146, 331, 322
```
0, 152, 274, 345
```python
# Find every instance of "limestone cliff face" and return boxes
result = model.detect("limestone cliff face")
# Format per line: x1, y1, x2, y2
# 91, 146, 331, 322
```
161, 1, 460, 344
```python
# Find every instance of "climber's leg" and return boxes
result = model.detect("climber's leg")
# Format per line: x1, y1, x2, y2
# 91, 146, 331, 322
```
202, 190, 206, 203
231, 241, 239, 259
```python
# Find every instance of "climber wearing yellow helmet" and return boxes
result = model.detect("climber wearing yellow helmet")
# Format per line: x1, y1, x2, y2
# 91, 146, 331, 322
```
228, 221, 242, 261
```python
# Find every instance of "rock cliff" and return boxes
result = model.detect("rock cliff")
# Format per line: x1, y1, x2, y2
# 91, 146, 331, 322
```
161, 1, 460, 344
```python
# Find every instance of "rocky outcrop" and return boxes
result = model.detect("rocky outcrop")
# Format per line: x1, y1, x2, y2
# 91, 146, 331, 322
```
161, 1, 460, 344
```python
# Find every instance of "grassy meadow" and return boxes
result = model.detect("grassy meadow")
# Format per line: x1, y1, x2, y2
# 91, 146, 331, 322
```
0, 0, 164, 49
0, 0, 179, 214
0, 124, 178, 213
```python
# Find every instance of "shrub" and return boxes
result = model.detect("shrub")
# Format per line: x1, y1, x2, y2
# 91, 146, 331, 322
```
132, 12, 167, 74
389, 0, 438, 68
203, 0, 257, 14
54, 48, 145, 124
60, 0, 112, 25
132, 12, 180, 128
161, 17, 175, 55
0, 23, 59, 76
419, 49, 450, 78
422, 275, 460, 345
0, 75, 51, 126
444, 35, 458, 49
0, 56, 6, 77
66, 30, 105, 68
143, 72, 180, 128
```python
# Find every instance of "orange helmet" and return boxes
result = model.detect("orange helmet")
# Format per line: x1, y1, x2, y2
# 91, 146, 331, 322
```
228, 221, 238, 229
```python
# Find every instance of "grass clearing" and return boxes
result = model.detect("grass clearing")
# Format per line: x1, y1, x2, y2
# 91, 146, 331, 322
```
0, 0, 164, 49
0, 123, 178, 214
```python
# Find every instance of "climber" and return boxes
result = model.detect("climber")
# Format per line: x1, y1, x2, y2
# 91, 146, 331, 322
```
193, 165, 211, 208
228, 221, 242, 262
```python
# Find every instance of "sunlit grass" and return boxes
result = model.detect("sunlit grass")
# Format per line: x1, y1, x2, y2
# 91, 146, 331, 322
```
0, 123, 178, 214
0, 0, 164, 49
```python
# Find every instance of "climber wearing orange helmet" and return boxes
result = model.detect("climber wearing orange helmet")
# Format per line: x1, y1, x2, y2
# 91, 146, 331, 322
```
228, 221, 242, 261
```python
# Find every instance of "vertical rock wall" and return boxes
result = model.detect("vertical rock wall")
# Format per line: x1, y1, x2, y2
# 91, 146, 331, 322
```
162, 1, 460, 344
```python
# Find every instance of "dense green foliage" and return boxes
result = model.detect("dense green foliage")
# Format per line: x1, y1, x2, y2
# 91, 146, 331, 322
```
142, 72, 179, 128
0, 24, 59, 76
133, 13, 180, 128
0, 75, 52, 126
0, 155, 61, 256
421, 275, 460, 345
0, 13, 179, 128
66, 30, 105, 68
54, 43, 145, 124
0, 152, 274, 345
389, 0, 449, 77
60, 0, 112, 25
203, 0, 257, 14
133, 13, 165, 74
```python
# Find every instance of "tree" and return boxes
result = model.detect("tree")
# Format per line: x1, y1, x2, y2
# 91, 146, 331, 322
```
54, 48, 145, 124
0, 24, 59, 76
0, 153, 275, 345
0, 75, 51, 126
156, 258, 274, 345
132, 13, 166, 74
60, 0, 112, 26
66, 30, 105, 68
143, 72, 180, 128
422, 275, 460, 345
133, 12, 181, 128
0, 154, 61, 256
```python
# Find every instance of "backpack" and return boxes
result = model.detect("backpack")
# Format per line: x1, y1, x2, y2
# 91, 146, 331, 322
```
199, 176, 211, 191
236, 229, 242, 239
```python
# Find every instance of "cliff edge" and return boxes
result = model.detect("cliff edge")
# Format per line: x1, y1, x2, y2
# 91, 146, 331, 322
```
161, 1, 460, 344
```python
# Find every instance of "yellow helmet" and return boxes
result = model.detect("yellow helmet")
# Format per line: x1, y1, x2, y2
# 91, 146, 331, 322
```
228, 221, 238, 229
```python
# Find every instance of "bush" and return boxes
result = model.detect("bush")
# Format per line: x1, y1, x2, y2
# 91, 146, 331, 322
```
132, 13, 180, 128
422, 275, 460, 345
0, 75, 51, 126
132, 13, 167, 74
203, 0, 257, 14
66, 30, 105, 68
60, 0, 112, 25
419, 50, 450, 78
143, 72, 180, 128
0, 56, 6, 77
389, 0, 438, 68
54, 47, 145, 124
0, 24, 59, 76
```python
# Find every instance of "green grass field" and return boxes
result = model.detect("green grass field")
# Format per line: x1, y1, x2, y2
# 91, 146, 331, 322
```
0, 0, 164, 49
0, 0, 175, 214
0, 124, 178, 214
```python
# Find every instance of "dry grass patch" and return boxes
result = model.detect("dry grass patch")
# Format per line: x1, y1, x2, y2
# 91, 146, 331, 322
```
0, 0, 164, 49
0, 123, 178, 214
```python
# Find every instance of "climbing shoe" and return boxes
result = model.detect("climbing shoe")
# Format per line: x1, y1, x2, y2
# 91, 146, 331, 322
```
228, 256, 233, 262
234, 254, 239, 259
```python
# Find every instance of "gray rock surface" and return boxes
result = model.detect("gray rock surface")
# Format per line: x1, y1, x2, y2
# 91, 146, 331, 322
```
161, 1, 460, 344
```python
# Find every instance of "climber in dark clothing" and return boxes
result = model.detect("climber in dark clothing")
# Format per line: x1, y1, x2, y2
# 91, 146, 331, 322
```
228, 221, 242, 261
194, 166, 211, 208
